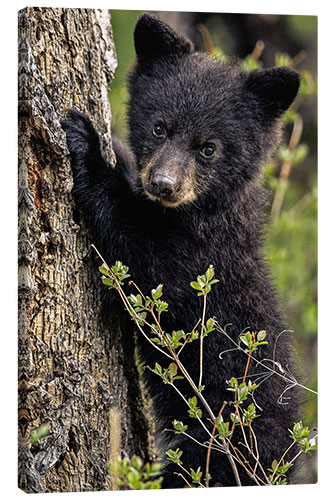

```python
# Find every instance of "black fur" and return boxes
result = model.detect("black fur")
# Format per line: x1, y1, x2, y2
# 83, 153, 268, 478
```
62, 14, 300, 488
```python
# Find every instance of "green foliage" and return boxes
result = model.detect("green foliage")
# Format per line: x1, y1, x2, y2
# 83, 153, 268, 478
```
99, 261, 130, 288
299, 70, 317, 97
166, 448, 183, 465
151, 362, 184, 384
109, 10, 144, 139
227, 378, 258, 405
285, 15, 317, 41
172, 420, 188, 434
267, 421, 317, 485
190, 467, 203, 484
98, 257, 317, 488
265, 190, 317, 339
215, 419, 233, 439
187, 396, 202, 419
289, 421, 318, 455
110, 455, 163, 489
239, 330, 268, 353
242, 403, 259, 425
30, 423, 50, 444
277, 143, 309, 165
275, 52, 293, 67
268, 460, 293, 485
190, 265, 219, 296
210, 47, 228, 63
240, 54, 263, 71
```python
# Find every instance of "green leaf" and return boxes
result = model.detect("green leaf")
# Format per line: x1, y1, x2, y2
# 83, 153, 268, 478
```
241, 55, 263, 71
135, 311, 147, 325
205, 266, 214, 281
190, 467, 202, 484
168, 363, 178, 378
173, 330, 186, 341
204, 472, 212, 483
99, 265, 110, 277
150, 462, 162, 475
240, 333, 251, 348
188, 330, 199, 342
188, 396, 202, 419
101, 277, 114, 287
189, 396, 197, 408
237, 383, 249, 402
282, 109, 300, 124
128, 294, 142, 306
211, 47, 229, 63
190, 281, 202, 291
152, 284, 163, 300
172, 420, 188, 434
166, 448, 183, 465
131, 455, 143, 471
153, 363, 162, 375
30, 423, 50, 444
292, 144, 309, 165
127, 468, 141, 485
278, 144, 293, 163
275, 52, 292, 67
257, 330, 266, 342
197, 276, 206, 288
206, 318, 215, 329
299, 70, 317, 97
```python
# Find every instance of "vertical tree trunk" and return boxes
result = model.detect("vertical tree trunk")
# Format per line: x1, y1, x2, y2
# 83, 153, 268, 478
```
18, 7, 149, 493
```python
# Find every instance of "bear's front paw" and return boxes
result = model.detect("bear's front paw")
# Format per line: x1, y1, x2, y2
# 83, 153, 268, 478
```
61, 109, 102, 167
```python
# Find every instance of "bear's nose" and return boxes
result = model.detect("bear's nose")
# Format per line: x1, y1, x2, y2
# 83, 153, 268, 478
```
150, 174, 176, 197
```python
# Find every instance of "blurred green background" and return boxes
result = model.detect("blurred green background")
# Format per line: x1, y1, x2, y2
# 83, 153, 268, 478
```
109, 10, 317, 483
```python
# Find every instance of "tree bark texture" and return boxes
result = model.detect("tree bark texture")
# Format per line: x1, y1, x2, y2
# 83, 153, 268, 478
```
18, 7, 149, 493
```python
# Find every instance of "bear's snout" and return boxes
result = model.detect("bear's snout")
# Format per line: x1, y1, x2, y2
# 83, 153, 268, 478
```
149, 174, 177, 198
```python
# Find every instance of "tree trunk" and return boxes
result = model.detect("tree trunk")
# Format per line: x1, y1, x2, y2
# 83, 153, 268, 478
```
18, 7, 149, 493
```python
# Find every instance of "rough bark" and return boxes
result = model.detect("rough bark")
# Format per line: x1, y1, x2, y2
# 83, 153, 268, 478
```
18, 7, 149, 493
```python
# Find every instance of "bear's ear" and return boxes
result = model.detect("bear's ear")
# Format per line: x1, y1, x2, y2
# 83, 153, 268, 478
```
245, 67, 300, 118
134, 14, 193, 63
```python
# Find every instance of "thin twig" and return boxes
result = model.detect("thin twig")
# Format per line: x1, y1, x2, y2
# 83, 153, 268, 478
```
175, 472, 193, 488
227, 440, 264, 486
242, 351, 252, 383
271, 117, 303, 223
287, 191, 313, 217
196, 23, 214, 55
269, 440, 296, 483
128, 280, 147, 301
290, 50, 307, 68
176, 463, 206, 488
92, 245, 174, 360
205, 401, 227, 487
163, 377, 222, 445
246, 427, 270, 483
198, 293, 207, 388
217, 324, 318, 396
251, 40, 265, 60
235, 406, 251, 453
177, 317, 201, 356
93, 245, 241, 486
248, 421, 254, 453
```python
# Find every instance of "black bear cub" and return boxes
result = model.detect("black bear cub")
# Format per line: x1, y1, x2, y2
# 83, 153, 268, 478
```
62, 14, 300, 488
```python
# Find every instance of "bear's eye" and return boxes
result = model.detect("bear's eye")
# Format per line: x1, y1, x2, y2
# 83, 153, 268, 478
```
199, 143, 216, 158
152, 122, 166, 139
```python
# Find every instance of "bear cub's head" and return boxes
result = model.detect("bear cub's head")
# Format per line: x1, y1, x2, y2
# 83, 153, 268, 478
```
127, 14, 300, 209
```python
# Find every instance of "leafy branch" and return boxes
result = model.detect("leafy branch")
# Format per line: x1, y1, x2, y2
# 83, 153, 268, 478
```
94, 248, 317, 488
